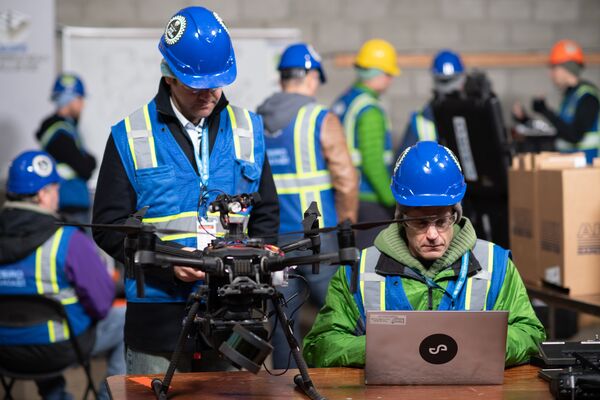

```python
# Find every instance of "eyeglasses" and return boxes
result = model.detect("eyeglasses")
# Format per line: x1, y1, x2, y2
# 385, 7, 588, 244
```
402, 213, 457, 233
180, 83, 220, 94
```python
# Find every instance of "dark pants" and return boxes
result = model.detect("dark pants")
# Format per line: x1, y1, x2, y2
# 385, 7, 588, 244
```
356, 201, 395, 250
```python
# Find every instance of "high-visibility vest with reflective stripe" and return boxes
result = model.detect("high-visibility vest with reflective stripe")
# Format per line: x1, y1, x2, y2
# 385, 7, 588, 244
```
265, 103, 336, 233
111, 100, 265, 303
38, 118, 90, 210
409, 109, 438, 142
332, 87, 393, 200
0, 227, 91, 345
556, 83, 600, 163
346, 239, 509, 325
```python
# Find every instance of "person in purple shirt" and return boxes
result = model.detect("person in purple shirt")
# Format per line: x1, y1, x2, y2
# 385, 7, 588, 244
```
0, 150, 125, 400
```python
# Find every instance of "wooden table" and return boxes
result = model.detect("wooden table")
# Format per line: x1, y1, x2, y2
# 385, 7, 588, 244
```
526, 282, 600, 338
107, 365, 551, 399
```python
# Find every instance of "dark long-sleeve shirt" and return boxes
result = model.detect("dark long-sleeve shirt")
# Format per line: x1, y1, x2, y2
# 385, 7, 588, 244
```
539, 81, 600, 144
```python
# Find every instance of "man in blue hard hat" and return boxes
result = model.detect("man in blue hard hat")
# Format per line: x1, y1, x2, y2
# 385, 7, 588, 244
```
303, 141, 545, 368
257, 43, 358, 368
35, 73, 96, 223
0, 150, 125, 400
399, 50, 465, 151
92, 6, 279, 374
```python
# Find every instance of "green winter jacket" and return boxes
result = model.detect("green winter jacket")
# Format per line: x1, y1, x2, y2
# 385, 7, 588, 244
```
303, 218, 546, 368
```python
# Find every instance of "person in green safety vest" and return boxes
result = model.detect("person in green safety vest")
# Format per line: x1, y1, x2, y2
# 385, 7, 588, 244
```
513, 39, 599, 164
303, 141, 546, 368
331, 39, 400, 249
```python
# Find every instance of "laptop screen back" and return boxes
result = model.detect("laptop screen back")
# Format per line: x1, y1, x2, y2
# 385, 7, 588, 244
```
365, 310, 508, 385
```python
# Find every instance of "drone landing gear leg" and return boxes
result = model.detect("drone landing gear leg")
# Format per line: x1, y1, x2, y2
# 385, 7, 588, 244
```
271, 294, 326, 400
151, 291, 202, 400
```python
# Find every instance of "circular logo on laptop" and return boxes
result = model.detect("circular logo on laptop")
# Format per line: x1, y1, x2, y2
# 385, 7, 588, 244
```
419, 334, 458, 364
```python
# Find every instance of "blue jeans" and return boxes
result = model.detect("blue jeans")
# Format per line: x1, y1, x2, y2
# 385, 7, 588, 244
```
270, 232, 339, 369
92, 305, 126, 400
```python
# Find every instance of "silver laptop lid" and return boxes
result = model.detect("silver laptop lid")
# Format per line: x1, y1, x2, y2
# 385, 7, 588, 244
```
365, 310, 508, 385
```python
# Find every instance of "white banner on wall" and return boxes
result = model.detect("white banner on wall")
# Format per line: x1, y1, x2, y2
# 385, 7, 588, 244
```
0, 0, 55, 184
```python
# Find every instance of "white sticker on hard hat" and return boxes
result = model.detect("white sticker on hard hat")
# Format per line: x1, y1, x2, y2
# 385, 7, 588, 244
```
394, 148, 411, 174
164, 15, 186, 46
32, 155, 53, 177
307, 45, 322, 62
213, 12, 229, 35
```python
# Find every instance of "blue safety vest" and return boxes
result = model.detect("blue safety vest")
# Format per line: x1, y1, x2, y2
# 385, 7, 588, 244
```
0, 227, 92, 345
346, 239, 509, 326
408, 105, 438, 142
265, 103, 337, 233
332, 86, 393, 202
38, 118, 90, 210
556, 83, 600, 164
111, 100, 264, 303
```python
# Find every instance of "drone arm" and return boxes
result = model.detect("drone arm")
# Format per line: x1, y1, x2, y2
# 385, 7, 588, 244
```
279, 237, 313, 253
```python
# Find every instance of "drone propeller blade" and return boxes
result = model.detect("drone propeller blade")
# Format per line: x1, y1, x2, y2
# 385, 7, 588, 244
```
56, 221, 198, 237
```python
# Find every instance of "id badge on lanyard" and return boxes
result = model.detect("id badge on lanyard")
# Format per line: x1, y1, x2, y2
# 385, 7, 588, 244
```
195, 121, 214, 250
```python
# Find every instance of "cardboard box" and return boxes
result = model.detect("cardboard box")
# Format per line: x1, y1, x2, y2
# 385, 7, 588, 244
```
508, 152, 587, 283
537, 167, 600, 295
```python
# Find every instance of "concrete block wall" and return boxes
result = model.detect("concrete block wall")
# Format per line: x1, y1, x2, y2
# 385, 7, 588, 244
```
57, 0, 600, 146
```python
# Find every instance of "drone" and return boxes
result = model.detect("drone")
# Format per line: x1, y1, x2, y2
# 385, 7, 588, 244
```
64, 193, 416, 400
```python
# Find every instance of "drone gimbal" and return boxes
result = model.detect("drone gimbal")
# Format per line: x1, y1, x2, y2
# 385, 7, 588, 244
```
125, 194, 360, 400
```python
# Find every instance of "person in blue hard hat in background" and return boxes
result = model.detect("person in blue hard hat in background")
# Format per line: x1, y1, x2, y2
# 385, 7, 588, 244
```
257, 43, 358, 369
35, 73, 96, 223
303, 141, 545, 368
92, 6, 279, 374
398, 50, 465, 151
0, 150, 125, 400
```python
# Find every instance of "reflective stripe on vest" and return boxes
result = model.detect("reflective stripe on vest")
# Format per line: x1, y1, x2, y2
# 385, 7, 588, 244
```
35, 228, 78, 342
39, 120, 81, 149
343, 94, 378, 166
359, 240, 495, 312
227, 105, 255, 163
124, 104, 158, 170
358, 247, 386, 312
415, 113, 437, 141
464, 239, 494, 311
272, 104, 332, 221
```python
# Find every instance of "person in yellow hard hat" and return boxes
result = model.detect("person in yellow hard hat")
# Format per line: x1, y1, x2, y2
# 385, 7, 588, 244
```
331, 39, 400, 249
513, 39, 599, 164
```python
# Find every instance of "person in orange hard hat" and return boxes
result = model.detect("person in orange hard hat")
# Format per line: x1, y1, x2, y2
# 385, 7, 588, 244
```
513, 39, 599, 164
331, 39, 400, 249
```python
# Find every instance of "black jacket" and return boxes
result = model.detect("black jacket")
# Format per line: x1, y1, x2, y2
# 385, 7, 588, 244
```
92, 79, 279, 352
35, 114, 96, 180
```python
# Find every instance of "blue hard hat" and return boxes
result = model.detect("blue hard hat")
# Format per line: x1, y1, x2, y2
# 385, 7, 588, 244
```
51, 73, 85, 107
391, 141, 466, 206
158, 7, 236, 89
278, 43, 326, 83
431, 50, 465, 77
7, 150, 62, 195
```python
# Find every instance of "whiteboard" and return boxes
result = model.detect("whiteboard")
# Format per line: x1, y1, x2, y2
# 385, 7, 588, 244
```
61, 27, 300, 186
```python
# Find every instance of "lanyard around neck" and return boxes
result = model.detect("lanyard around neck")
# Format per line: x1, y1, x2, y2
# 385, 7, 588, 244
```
192, 119, 210, 188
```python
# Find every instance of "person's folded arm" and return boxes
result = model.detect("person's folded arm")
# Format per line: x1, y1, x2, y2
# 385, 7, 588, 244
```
303, 267, 366, 367
357, 107, 396, 207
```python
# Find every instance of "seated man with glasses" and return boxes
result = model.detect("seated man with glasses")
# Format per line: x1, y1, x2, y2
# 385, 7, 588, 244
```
303, 141, 545, 368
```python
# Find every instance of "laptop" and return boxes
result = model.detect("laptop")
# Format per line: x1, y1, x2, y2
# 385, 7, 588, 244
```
365, 310, 508, 385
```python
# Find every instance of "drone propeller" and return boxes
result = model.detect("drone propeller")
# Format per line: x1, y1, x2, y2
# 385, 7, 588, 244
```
276, 214, 443, 237
56, 207, 198, 236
